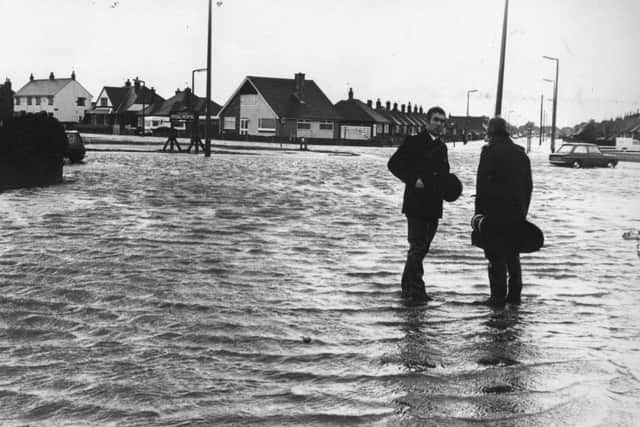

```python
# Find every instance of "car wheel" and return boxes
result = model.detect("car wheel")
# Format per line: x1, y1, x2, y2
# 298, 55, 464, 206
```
607, 161, 616, 168
572, 160, 581, 168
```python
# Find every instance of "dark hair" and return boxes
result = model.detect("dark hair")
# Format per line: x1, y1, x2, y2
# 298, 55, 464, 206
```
426, 106, 446, 121
487, 117, 509, 137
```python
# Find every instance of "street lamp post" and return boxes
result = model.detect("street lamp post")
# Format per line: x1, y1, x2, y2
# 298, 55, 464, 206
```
187, 67, 207, 153
543, 55, 559, 152
465, 89, 478, 143
539, 94, 544, 146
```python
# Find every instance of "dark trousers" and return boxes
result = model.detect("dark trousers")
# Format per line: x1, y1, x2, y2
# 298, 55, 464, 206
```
401, 217, 438, 298
484, 250, 522, 303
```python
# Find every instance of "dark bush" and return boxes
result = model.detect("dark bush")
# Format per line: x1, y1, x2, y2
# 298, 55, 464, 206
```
0, 113, 67, 191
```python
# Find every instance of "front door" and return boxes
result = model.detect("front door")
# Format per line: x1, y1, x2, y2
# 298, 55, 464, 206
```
240, 118, 249, 136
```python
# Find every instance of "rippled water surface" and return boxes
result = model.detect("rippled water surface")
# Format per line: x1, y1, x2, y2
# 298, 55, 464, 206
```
1, 140, 639, 426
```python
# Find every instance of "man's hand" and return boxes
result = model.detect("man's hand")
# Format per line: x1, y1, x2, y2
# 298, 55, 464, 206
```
415, 178, 424, 189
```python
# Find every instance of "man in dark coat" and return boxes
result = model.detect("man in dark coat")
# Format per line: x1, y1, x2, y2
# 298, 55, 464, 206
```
474, 117, 533, 306
388, 106, 450, 300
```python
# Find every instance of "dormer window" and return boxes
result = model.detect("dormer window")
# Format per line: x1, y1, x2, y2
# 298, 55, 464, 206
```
100, 97, 108, 107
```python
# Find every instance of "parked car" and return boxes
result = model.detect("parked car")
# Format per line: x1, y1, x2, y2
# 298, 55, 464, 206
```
549, 143, 617, 168
64, 130, 86, 163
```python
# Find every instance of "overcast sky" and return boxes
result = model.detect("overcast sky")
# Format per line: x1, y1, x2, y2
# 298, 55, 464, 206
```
2, 0, 639, 127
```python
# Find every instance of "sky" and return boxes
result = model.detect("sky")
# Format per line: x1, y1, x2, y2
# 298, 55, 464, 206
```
2, 0, 639, 127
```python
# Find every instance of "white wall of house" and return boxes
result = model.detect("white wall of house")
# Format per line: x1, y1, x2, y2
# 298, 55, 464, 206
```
341, 125, 371, 140
239, 94, 277, 135
297, 120, 335, 139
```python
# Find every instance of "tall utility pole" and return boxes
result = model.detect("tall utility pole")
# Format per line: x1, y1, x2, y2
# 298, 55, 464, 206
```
494, 0, 509, 117
465, 89, 478, 142
204, 0, 213, 157
543, 56, 559, 153
539, 94, 544, 146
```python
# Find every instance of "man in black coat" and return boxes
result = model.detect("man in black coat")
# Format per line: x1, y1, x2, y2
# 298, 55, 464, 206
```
388, 106, 450, 300
474, 117, 533, 306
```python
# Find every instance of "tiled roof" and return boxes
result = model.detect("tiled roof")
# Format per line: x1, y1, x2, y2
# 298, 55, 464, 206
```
15, 78, 74, 96
247, 76, 341, 121
149, 90, 221, 116
103, 87, 131, 112
447, 115, 488, 131
334, 99, 390, 124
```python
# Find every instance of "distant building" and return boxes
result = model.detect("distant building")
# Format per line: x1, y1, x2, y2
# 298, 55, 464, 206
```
374, 100, 428, 138
446, 115, 489, 141
334, 89, 391, 141
13, 71, 92, 123
87, 77, 164, 133
217, 73, 341, 140
0, 78, 14, 125
145, 87, 221, 135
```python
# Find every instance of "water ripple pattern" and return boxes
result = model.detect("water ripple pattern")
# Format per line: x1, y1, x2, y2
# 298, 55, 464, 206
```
0, 142, 639, 426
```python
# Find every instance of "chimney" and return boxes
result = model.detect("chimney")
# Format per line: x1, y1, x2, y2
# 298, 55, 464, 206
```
407, 102, 412, 113
294, 72, 305, 102
71, 70, 76, 80
348, 87, 353, 100
49, 72, 55, 80
176, 88, 181, 95
4, 78, 11, 91
376, 98, 382, 109
29, 73, 34, 82
386, 101, 391, 111
393, 102, 398, 111
419, 106, 423, 114
414, 105, 418, 113
125, 78, 132, 88
366, 99, 372, 108
134, 77, 141, 92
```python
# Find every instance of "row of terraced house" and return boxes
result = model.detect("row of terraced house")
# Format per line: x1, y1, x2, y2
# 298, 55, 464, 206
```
6, 71, 489, 144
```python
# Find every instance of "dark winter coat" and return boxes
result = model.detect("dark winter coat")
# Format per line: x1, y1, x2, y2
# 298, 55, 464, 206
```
388, 131, 450, 220
472, 135, 533, 251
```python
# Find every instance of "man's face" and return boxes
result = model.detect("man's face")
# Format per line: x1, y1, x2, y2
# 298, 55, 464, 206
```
427, 112, 446, 136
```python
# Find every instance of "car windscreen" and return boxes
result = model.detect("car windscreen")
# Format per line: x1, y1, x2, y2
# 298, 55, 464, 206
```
556, 145, 573, 154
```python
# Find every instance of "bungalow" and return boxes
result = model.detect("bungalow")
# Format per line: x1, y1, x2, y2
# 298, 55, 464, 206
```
145, 87, 222, 135
217, 73, 341, 140
87, 77, 164, 133
0, 78, 13, 125
334, 88, 390, 141
13, 72, 92, 123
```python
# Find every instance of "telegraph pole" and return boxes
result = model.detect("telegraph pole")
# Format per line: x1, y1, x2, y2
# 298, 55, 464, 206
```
494, 0, 509, 117
204, 0, 213, 157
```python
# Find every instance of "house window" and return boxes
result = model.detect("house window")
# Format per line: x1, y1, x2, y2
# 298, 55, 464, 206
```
48, 96, 54, 105
36, 97, 42, 106
224, 116, 236, 130
258, 118, 276, 132
319, 121, 333, 131
77, 97, 86, 106
27, 96, 33, 105
14, 97, 20, 106
100, 97, 108, 107
297, 120, 311, 130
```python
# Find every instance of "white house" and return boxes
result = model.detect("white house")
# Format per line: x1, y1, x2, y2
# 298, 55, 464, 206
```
13, 72, 92, 123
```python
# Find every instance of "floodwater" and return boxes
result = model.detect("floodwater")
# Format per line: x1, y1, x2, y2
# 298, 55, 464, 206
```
0, 139, 639, 426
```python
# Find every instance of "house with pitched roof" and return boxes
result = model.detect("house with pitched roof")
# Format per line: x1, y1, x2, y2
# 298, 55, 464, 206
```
13, 72, 92, 123
217, 73, 342, 140
87, 77, 164, 132
145, 87, 222, 135
0, 78, 14, 125
334, 89, 391, 141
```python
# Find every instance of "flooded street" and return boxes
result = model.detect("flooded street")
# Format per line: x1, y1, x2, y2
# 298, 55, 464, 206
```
1, 140, 639, 426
